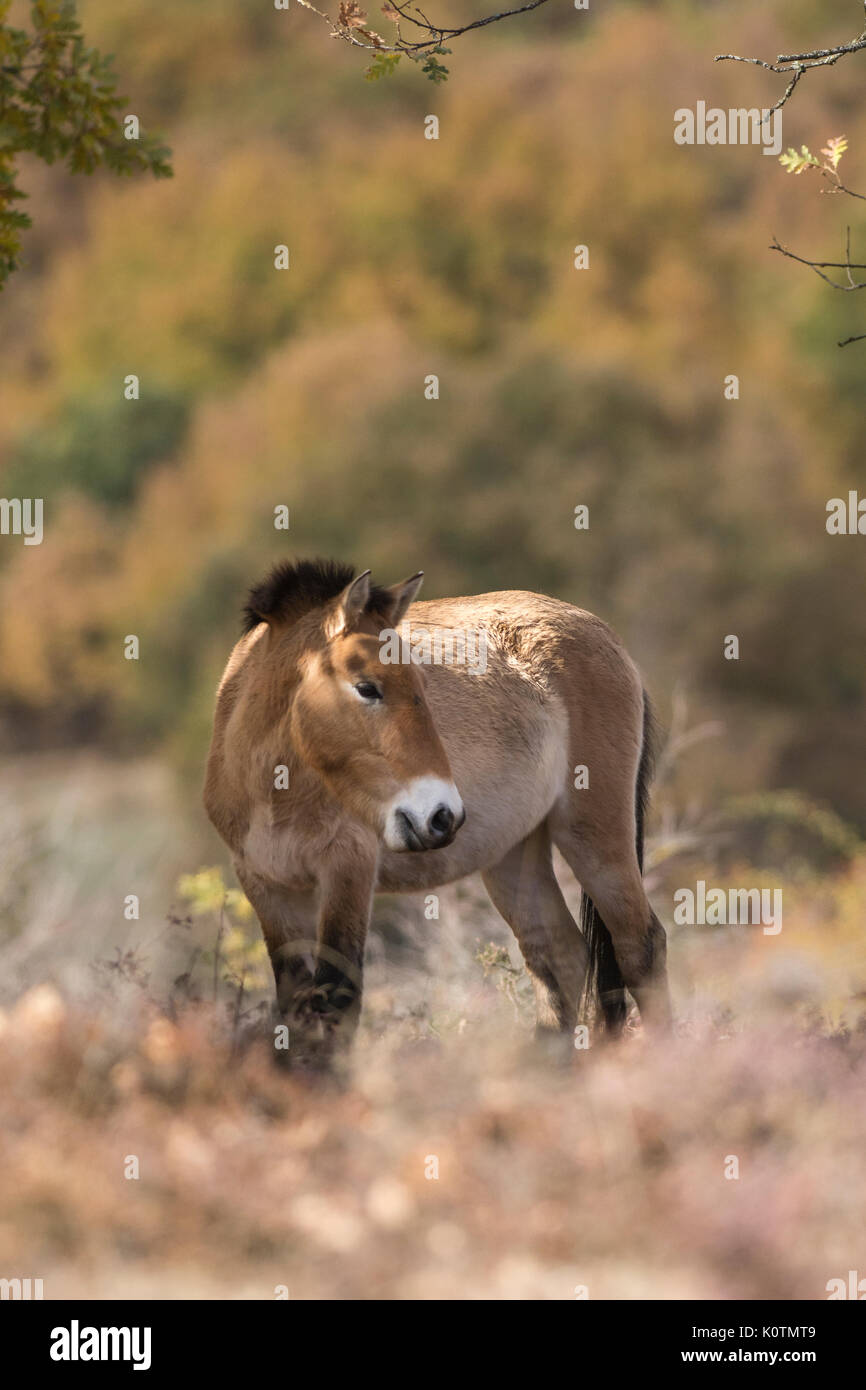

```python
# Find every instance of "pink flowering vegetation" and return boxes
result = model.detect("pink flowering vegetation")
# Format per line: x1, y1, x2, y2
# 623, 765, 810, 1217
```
0, 831, 864, 1300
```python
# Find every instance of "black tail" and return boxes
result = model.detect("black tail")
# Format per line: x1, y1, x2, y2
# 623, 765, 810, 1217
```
581, 689, 656, 1034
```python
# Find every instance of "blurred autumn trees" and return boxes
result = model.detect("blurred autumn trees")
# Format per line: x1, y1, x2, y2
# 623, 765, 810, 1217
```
1, 0, 866, 824
0, 0, 171, 286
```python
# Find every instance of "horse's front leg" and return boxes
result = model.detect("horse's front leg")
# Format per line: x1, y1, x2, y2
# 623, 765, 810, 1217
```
307, 855, 377, 1057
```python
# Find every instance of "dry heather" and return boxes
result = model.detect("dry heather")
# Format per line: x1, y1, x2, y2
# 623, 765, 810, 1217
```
1, 859, 865, 1301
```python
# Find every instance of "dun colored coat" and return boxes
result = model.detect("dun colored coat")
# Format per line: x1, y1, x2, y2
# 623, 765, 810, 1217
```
204, 559, 671, 1060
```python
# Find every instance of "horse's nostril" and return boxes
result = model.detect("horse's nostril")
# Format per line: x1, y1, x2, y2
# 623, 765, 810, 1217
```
429, 805, 455, 839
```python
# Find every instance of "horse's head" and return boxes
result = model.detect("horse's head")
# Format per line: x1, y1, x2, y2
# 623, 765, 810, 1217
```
291, 570, 465, 851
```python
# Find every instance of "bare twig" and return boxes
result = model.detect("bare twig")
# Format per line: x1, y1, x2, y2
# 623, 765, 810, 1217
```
296, 0, 552, 61
771, 229, 866, 346
770, 230, 866, 291
231, 966, 247, 1043
654, 688, 724, 790
820, 169, 866, 202
213, 896, 225, 1002
716, 7, 866, 113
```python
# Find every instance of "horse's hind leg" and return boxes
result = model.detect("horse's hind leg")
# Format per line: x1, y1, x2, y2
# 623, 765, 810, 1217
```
482, 822, 588, 1038
550, 819, 671, 1035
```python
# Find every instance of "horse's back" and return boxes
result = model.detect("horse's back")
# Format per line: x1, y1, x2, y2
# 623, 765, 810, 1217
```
404, 589, 642, 711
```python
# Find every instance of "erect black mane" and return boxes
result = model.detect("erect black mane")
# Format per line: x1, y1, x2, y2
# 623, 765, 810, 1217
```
242, 558, 391, 633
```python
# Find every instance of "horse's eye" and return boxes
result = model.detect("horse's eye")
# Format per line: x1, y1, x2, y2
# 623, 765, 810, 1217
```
355, 681, 383, 702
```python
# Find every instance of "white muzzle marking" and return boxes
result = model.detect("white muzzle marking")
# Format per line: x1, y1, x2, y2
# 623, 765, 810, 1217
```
383, 776, 465, 852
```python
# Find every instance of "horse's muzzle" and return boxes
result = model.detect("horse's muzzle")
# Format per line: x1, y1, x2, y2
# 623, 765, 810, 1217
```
394, 804, 465, 851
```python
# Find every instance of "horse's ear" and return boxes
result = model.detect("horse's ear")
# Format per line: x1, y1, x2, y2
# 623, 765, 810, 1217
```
331, 570, 371, 635
380, 571, 424, 628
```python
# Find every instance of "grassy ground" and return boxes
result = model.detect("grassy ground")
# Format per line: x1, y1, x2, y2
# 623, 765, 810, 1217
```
1, 854, 864, 1301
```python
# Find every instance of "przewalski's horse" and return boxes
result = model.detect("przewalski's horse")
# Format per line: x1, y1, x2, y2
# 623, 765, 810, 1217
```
203, 558, 671, 1060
